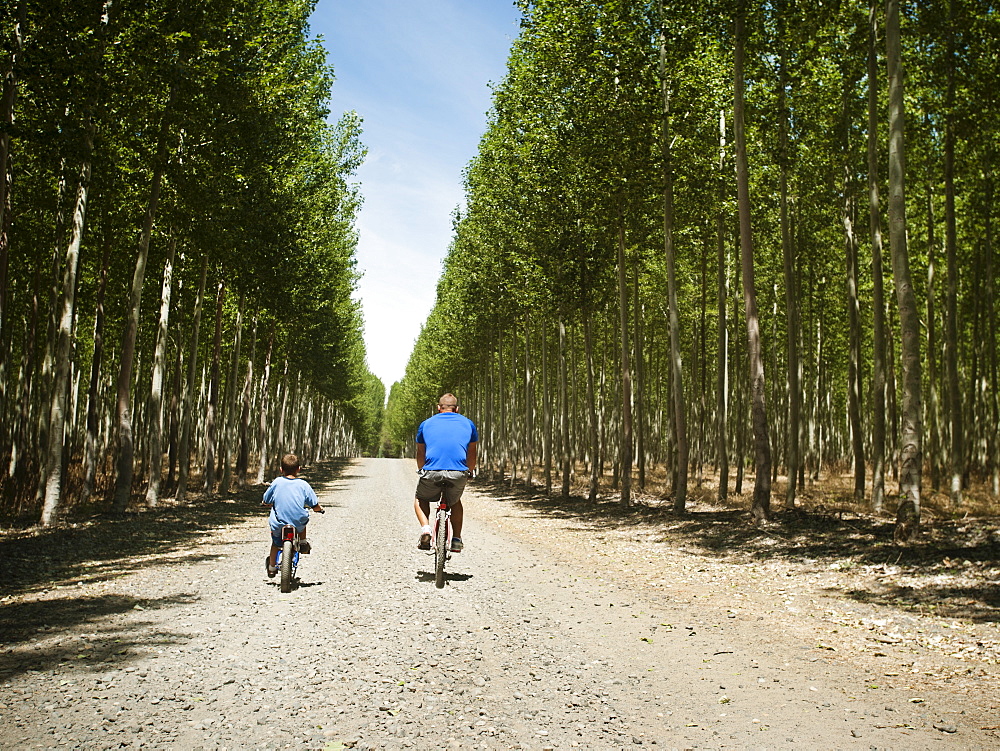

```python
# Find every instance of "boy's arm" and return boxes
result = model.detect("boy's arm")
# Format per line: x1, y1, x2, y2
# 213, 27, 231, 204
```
262, 484, 275, 507
305, 484, 321, 511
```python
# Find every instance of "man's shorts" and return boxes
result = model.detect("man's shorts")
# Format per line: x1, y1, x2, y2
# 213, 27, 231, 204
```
415, 470, 470, 507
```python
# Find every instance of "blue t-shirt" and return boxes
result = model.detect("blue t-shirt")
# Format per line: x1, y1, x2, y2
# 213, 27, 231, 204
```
416, 412, 479, 471
264, 475, 318, 531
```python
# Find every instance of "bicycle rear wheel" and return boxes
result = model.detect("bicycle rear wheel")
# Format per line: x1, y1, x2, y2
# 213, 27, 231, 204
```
434, 510, 448, 589
279, 539, 294, 593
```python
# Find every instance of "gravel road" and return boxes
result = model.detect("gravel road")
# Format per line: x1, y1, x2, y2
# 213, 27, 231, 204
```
1, 457, 994, 750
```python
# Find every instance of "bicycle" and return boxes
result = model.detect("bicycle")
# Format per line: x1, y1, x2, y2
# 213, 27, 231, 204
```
431, 497, 452, 589
274, 506, 324, 593
420, 470, 471, 589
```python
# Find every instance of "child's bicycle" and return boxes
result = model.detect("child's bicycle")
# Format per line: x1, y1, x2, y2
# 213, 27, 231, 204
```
275, 506, 324, 593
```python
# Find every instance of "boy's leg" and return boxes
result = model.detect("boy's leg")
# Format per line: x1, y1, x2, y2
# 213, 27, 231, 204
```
297, 525, 311, 553
269, 544, 280, 569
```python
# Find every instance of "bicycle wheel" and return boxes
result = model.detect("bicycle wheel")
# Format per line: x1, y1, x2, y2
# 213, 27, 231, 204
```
434, 511, 448, 589
279, 539, 294, 593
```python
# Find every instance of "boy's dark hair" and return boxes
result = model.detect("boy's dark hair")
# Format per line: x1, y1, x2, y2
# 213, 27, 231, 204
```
281, 453, 300, 475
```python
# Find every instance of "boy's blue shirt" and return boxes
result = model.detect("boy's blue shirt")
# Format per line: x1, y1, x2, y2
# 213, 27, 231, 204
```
264, 475, 318, 531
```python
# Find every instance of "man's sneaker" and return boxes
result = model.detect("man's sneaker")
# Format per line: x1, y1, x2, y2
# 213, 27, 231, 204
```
298, 540, 311, 554
418, 532, 431, 550
450, 537, 464, 553
265, 557, 277, 578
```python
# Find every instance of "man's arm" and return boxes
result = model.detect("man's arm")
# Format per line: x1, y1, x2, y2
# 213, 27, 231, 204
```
415, 442, 426, 470
466, 441, 477, 473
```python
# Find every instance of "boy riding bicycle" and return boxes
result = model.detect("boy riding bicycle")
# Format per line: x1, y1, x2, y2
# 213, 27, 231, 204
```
414, 393, 478, 552
262, 453, 322, 578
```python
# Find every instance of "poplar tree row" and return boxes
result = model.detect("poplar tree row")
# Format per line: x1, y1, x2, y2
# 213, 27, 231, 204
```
0, 0, 384, 525
385, 0, 999, 540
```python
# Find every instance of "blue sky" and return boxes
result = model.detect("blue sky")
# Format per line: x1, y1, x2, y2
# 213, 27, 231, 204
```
308, 1, 522, 389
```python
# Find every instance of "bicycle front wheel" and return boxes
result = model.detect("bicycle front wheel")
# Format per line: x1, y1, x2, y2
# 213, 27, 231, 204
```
434, 511, 448, 589
279, 539, 294, 593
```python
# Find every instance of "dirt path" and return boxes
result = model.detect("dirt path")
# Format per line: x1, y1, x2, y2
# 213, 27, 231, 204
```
1, 457, 997, 750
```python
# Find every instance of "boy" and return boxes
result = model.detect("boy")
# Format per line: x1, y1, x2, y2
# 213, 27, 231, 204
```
262, 453, 322, 577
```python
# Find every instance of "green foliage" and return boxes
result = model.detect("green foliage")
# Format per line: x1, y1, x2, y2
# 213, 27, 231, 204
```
386, 0, 1000, 496
1, 0, 382, 514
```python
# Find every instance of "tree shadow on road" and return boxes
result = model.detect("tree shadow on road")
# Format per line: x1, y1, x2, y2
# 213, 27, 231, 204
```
0, 592, 199, 681
473, 479, 1000, 624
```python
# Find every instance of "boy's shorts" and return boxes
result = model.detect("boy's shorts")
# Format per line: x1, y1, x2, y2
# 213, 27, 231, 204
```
415, 470, 470, 507
270, 524, 306, 548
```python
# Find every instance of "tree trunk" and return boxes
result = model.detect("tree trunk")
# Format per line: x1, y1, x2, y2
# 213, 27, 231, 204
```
203, 281, 225, 493
144, 230, 177, 507
926, 190, 941, 491
255, 330, 274, 484
0, 2, 25, 397
559, 319, 571, 498
887, 0, 922, 542
716, 109, 730, 501
584, 314, 599, 502
843, 178, 865, 502
984, 175, 999, 496
734, 9, 772, 523
166, 311, 183, 490
542, 325, 552, 494
868, 0, 888, 513
633, 269, 646, 492
523, 318, 534, 488
35, 165, 68, 506
219, 291, 245, 491
275, 359, 290, 471
778, 43, 799, 510
175, 255, 208, 504
235, 313, 256, 487
943, 9, 962, 506
616, 219, 633, 506
112, 92, 173, 513
40, 132, 96, 525
658, 35, 688, 511
82, 231, 112, 500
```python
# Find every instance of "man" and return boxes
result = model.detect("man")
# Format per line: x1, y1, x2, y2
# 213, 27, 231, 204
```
414, 393, 478, 552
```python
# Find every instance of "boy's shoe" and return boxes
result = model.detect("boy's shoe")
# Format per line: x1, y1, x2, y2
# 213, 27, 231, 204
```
298, 540, 311, 554
265, 557, 277, 578
450, 537, 464, 553
417, 532, 431, 550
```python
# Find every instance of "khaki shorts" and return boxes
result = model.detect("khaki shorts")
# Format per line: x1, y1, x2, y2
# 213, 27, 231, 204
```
415, 470, 470, 507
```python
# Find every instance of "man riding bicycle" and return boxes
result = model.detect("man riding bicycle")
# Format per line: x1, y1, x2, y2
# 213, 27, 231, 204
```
414, 393, 478, 552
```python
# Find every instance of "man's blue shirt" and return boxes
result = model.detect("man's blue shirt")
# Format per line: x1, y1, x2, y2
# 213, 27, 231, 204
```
416, 412, 478, 471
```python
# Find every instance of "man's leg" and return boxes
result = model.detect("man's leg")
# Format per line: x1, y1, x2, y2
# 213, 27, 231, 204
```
415, 497, 432, 549
451, 501, 463, 539
414, 497, 431, 527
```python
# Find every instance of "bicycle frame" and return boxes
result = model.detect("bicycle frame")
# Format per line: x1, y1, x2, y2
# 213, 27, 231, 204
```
276, 524, 300, 568
431, 501, 452, 544
431, 499, 452, 588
